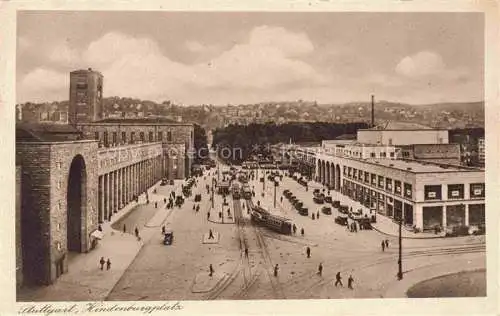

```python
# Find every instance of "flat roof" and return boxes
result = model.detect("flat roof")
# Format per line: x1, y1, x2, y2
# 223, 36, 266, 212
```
361, 158, 481, 173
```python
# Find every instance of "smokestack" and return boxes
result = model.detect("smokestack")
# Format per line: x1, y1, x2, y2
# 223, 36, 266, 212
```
371, 95, 375, 128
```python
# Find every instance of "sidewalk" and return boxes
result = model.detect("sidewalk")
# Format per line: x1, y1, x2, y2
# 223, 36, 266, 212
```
17, 180, 182, 302
306, 180, 445, 239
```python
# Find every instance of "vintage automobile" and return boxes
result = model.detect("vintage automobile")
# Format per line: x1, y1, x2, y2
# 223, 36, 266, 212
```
324, 196, 332, 204
321, 206, 332, 215
335, 215, 348, 226
160, 178, 168, 186
163, 231, 174, 245
298, 207, 309, 216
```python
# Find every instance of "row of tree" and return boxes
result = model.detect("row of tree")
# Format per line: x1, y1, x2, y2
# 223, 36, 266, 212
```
212, 122, 370, 163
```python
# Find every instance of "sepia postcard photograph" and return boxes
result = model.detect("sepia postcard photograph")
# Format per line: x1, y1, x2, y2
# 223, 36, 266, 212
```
1, 1, 499, 315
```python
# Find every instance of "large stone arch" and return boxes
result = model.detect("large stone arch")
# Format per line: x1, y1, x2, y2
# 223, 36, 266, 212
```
321, 161, 326, 185
335, 164, 341, 191
317, 159, 322, 183
67, 154, 87, 253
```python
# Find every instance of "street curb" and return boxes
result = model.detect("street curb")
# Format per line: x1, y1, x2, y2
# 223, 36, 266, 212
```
371, 225, 446, 240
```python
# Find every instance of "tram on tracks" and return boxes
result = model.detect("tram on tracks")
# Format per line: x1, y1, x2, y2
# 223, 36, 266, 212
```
242, 183, 252, 200
246, 199, 292, 235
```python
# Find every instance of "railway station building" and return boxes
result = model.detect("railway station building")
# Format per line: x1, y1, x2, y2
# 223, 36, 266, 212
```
289, 123, 485, 232
16, 69, 194, 287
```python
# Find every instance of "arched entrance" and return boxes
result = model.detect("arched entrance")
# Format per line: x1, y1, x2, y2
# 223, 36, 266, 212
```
67, 155, 87, 253
317, 160, 322, 183
335, 164, 341, 191
326, 162, 330, 187
322, 161, 326, 185
330, 163, 335, 189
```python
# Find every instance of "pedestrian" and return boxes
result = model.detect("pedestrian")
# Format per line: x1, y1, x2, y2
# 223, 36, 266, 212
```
245, 247, 249, 258
106, 259, 111, 270
317, 211, 320, 219
123, 224, 126, 233
209, 264, 214, 277
193, 204, 196, 210
135, 227, 139, 238
227, 209, 231, 217
196, 205, 200, 212
318, 263, 323, 276
293, 224, 297, 234
335, 272, 343, 287
162, 225, 166, 234
155, 202, 158, 208
348, 275, 354, 289
280, 196, 283, 203
207, 212, 211, 220
301, 228, 304, 236
381, 240, 385, 252
312, 213, 315, 220
209, 229, 214, 239
274, 264, 279, 277
306, 246, 311, 258
98, 224, 102, 232
385, 239, 389, 248
164, 198, 167, 204
219, 211, 222, 219
99, 257, 105, 270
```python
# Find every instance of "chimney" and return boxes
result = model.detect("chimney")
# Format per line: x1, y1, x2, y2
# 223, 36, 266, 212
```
371, 94, 375, 128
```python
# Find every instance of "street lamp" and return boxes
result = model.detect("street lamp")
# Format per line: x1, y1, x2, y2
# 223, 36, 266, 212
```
273, 178, 279, 208
397, 217, 403, 280
211, 178, 215, 209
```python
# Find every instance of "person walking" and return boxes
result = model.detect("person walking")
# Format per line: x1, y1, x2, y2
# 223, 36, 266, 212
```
274, 264, 279, 277
293, 224, 297, 235
301, 228, 304, 236
99, 257, 105, 270
348, 275, 354, 289
381, 240, 385, 252
155, 202, 158, 208
312, 213, 315, 220
318, 263, 323, 276
385, 239, 389, 248
164, 198, 167, 204
162, 225, 166, 234
209, 264, 214, 277
306, 246, 311, 258
335, 272, 343, 287
106, 259, 111, 270
207, 212, 211, 220
209, 229, 214, 239
280, 196, 283, 203
317, 211, 320, 219
135, 227, 139, 238
244, 247, 249, 258
123, 224, 126, 233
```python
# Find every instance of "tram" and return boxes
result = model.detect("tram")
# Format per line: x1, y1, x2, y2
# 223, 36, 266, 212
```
246, 200, 292, 235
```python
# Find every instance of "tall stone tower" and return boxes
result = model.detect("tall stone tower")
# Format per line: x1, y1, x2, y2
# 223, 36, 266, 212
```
68, 68, 103, 124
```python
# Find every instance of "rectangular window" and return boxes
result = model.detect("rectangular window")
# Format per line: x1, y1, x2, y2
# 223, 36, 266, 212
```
404, 183, 412, 199
103, 131, 108, 147
380, 152, 386, 158
343, 166, 347, 176
364, 171, 369, 183
371, 174, 376, 185
112, 132, 117, 145
470, 183, 485, 198
130, 132, 135, 143
448, 184, 464, 199
424, 185, 442, 200
158, 132, 163, 141
370, 152, 376, 158
394, 180, 402, 195
348, 167, 352, 177
140, 132, 145, 142
353, 168, 357, 179
122, 132, 126, 143
390, 152, 395, 158
386, 178, 392, 191
167, 131, 172, 142
378, 175, 384, 189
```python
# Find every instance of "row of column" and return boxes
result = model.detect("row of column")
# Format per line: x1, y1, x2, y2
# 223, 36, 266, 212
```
317, 160, 341, 191
97, 155, 163, 223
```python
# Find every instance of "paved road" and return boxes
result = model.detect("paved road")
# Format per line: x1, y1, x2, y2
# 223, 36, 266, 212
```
106, 166, 486, 300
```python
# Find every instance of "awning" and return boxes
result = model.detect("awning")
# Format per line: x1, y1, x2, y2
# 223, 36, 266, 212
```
91, 230, 104, 240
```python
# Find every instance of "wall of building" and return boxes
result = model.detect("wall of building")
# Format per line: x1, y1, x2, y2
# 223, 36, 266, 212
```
357, 130, 449, 145
400, 144, 461, 165
16, 140, 99, 285
69, 70, 103, 124
16, 166, 22, 288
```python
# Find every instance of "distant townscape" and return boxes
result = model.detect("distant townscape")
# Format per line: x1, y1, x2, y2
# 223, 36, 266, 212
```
16, 98, 484, 131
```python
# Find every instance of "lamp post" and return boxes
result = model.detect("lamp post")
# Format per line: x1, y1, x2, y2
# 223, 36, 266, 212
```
211, 178, 215, 209
273, 179, 278, 208
397, 217, 403, 280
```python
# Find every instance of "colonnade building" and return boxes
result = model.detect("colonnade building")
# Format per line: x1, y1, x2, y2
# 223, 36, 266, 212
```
15, 69, 194, 287
289, 123, 485, 232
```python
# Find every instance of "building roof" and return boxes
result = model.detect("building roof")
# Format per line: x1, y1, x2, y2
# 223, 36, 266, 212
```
368, 121, 434, 130
335, 134, 357, 140
362, 158, 480, 173
16, 123, 84, 142
95, 117, 178, 124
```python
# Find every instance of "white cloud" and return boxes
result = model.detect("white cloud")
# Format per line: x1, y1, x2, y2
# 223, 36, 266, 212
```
395, 51, 445, 78
19, 68, 67, 103
49, 42, 80, 67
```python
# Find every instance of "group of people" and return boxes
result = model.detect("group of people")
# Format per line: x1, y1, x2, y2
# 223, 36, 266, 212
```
99, 257, 112, 271
381, 239, 390, 251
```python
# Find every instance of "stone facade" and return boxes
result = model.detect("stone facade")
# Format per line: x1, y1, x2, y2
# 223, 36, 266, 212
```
69, 69, 104, 124
357, 129, 449, 146
16, 140, 99, 285
400, 144, 461, 165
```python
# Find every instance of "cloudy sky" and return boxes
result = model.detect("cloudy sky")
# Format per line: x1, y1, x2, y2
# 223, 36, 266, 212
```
17, 11, 484, 105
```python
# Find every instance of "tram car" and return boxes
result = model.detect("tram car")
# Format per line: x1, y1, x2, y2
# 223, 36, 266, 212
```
232, 182, 241, 199
247, 200, 292, 234
242, 185, 252, 200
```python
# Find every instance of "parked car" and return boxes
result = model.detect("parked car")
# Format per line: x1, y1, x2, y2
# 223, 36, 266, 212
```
294, 202, 304, 210
313, 195, 324, 204
335, 215, 348, 226
160, 178, 168, 186
321, 206, 332, 215
338, 205, 349, 214
298, 207, 309, 216
163, 231, 174, 245
332, 200, 340, 208
169, 179, 174, 185
325, 196, 332, 203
